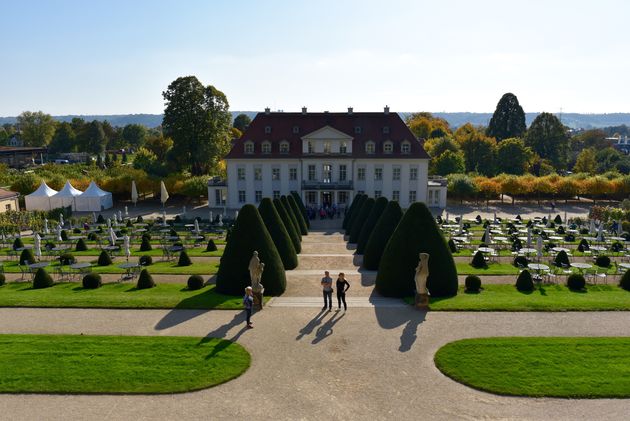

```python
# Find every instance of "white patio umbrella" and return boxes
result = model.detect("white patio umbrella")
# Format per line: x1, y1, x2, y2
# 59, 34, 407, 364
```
162, 210, 168, 226
209, 211, 213, 224
445, 212, 449, 223
483, 225, 491, 244
34, 234, 42, 260
536, 236, 544, 260
527, 226, 532, 247
118, 210, 122, 221
43, 219, 49, 235
109, 227, 118, 246
194, 219, 200, 235
182, 206, 187, 218
92, 212, 97, 224
564, 211, 567, 225
596, 223, 604, 242
56, 225, 62, 242
123, 235, 131, 261
546, 213, 552, 227
131, 180, 138, 206
589, 219, 596, 235
218, 214, 223, 227
617, 219, 623, 236
160, 181, 169, 207
458, 216, 464, 235
107, 218, 112, 228
493, 212, 497, 223
59, 214, 64, 227
124, 206, 128, 217
235, 210, 239, 220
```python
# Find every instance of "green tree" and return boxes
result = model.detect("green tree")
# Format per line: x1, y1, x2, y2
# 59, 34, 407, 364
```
524, 112, 569, 169
423, 136, 460, 158
77, 120, 107, 155
16, 111, 56, 146
356, 197, 388, 254
486, 93, 526, 141
290, 191, 310, 229
280, 196, 303, 240
363, 201, 403, 270
571, 129, 608, 152
342, 194, 363, 230
495, 138, 533, 175
0, 126, 8, 145
573, 147, 597, 174
455, 124, 497, 175
448, 174, 477, 203
48, 122, 76, 154
595, 147, 630, 174
273, 198, 301, 253
432, 150, 466, 175
144, 134, 173, 160
122, 124, 148, 148
233, 113, 252, 132
406, 112, 451, 139
287, 195, 308, 235
349, 197, 375, 243
258, 198, 298, 270
162, 76, 232, 175
345, 195, 367, 235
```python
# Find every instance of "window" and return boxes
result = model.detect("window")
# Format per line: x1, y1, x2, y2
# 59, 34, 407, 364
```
289, 168, 297, 180
307, 141, 314, 153
365, 142, 375, 154
255, 190, 262, 202
280, 141, 289, 154
428, 190, 433, 203
357, 190, 365, 195
254, 167, 262, 180
273, 190, 280, 199
410, 167, 418, 180
374, 168, 383, 181
323, 164, 332, 183
435, 189, 440, 204
306, 191, 317, 204
308, 165, 316, 181
401, 141, 411, 154
384, 141, 393, 154
272, 167, 280, 180
292, 126, 299, 134
354, 126, 362, 134
215, 190, 222, 205
340, 141, 347, 154
264, 126, 271, 134
237, 168, 246, 181
393, 167, 401, 181
374, 190, 382, 198
238, 190, 246, 203
383, 126, 390, 134
262, 142, 271, 154
244, 141, 254, 154
357, 167, 366, 181
323, 142, 331, 154
338, 191, 348, 204
409, 191, 417, 203
339, 165, 347, 181
392, 190, 400, 202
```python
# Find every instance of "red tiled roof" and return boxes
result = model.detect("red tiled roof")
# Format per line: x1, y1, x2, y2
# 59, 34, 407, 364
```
0, 188, 19, 199
225, 112, 429, 159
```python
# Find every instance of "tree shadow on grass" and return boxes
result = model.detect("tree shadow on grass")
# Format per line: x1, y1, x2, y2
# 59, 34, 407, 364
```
372, 290, 426, 353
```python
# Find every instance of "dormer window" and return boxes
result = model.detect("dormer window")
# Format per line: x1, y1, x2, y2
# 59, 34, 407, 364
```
292, 126, 299, 134
383, 126, 390, 134
354, 126, 362, 134
383, 141, 393, 154
401, 141, 411, 154
261, 141, 271, 154
264, 126, 272, 134
280, 141, 290, 154
340, 141, 347, 154
365, 141, 375, 154
244, 141, 254, 154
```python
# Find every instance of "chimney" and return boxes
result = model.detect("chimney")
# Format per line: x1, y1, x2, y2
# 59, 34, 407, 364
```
384, 105, 390, 115
264, 107, 270, 115
301, 106, 307, 115
348, 107, 353, 115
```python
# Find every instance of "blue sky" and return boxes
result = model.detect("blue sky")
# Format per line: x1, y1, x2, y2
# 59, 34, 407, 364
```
1, 0, 629, 115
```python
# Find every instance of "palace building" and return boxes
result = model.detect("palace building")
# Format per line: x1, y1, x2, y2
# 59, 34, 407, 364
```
208, 107, 446, 211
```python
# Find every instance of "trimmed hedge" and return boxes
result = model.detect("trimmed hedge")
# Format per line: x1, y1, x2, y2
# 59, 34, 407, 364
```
97, 214, 105, 224
287, 195, 308, 235
206, 239, 217, 252
349, 198, 375, 244
342, 194, 362, 230
75, 238, 88, 251
577, 239, 590, 252
19, 248, 35, 265
345, 195, 367, 235
515, 270, 534, 292
137, 269, 155, 289
554, 250, 570, 267
0, 273, 5, 286
363, 201, 403, 270
567, 273, 586, 290
290, 191, 310, 229
620, 269, 630, 291
356, 197, 388, 254
274, 198, 301, 253
97, 250, 112, 266
554, 214, 562, 224
595, 255, 611, 268
465, 275, 481, 293
513, 255, 529, 268
59, 252, 75, 265
375, 202, 458, 298
139, 255, 153, 266
60, 230, 68, 241
177, 250, 192, 266
13, 238, 24, 250
280, 196, 303, 241
187, 274, 205, 290
259, 198, 298, 270
82, 273, 102, 289
448, 239, 458, 253
216, 204, 286, 296
32, 268, 54, 289
140, 236, 152, 251
470, 251, 487, 269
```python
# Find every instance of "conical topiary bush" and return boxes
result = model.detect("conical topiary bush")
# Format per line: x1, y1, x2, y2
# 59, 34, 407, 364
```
140, 236, 152, 251
290, 191, 310, 229
216, 204, 286, 296
471, 250, 487, 268
75, 238, 88, 252
12, 238, 24, 250
346, 195, 367, 235
363, 201, 403, 270
280, 196, 302, 241
356, 197, 388, 254
258, 198, 298, 270
342, 194, 362, 230
375, 202, 458, 297
349, 197, 375, 244
19, 248, 35, 265
287, 195, 308, 235
177, 250, 192, 266
137, 269, 155, 289
97, 250, 112, 266
516, 269, 534, 292
274, 198, 301, 253
206, 239, 217, 252
32, 268, 54, 289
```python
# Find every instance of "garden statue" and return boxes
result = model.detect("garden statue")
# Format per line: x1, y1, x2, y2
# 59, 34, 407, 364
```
218, 214, 223, 227
235, 210, 239, 220
182, 206, 186, 218
209, 211, 213, 224
44, 218, 49, 234
59, 214, 64, 227
248, 251, 265, 309
124, 206, 128, 217
92, 212, 97, 224
414, 252, 430, 309
118, 210, 123, 221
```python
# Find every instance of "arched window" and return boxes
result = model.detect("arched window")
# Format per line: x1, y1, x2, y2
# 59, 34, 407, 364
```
365, 141, 375, 154
261, 141, 272, 154
401, 140, 411, 154
280, 141, 290, 154
244, 141, 254, 154
383, 141, 393, 154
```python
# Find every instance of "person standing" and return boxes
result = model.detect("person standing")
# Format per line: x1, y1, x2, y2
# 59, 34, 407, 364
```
336, 272, 350, 311
243, 286, 254, 328
321, 271, 333, 311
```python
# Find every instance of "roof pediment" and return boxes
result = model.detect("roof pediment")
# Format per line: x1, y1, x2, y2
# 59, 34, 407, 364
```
301, 125, 353, 141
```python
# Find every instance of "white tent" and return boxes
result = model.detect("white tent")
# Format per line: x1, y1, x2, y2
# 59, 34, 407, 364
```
25, 181, 58, 211
73, 181, 113, 212
50, 181, 82, 210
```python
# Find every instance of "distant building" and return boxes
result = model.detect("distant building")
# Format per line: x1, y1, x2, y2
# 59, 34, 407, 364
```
6, 135, 23, 147
0, 146, 47, 168
208, 107, 446, 210
0, 188, 20, 213
610, 136, 630, 154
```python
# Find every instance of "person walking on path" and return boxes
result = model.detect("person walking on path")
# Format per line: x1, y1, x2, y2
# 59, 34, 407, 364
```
321, 271, 333, 311
243, 286, 254, 328
336, 272, 350, 311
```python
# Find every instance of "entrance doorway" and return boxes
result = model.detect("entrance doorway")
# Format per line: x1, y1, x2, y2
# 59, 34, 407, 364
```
321, 191, 332, 207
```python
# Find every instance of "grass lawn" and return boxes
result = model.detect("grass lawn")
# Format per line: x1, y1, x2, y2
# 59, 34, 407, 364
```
434, 337, 630, 398
418, 284, 630, 311
1, 260, 220, 275
0, 282, 262, 309
0, 334, 250, 393
455, 262, 520, 275
70, 248, 224, 257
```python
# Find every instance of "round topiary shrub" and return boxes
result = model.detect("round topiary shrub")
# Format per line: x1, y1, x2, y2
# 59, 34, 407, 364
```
12, 238, 24, 250
73, 228, 81, 234
87, 232, 98, 241
60, 230, 68, 241
174, 215, 182, 223
59, 252, 75, 265
258, 198, 298, 270
620, 269, 630, 291
187, 274, 205, 290
447, 239, 458, 253
82, 273, 102, 289
363, 201, 404, 270
577, 239, 590, 252
141, 233, 152, 241
513, 255, 529, 268
465, 275, 481, 293
19, 248, 35, 265
611, 242, 624, 253
554, 250, 570, 267
470, 251, 487, 269
206, 239, 217, 252
139, 236, 152, 251
567, 273, 586, 290
0, 273, 5, 286
511, 238, 522, 251
177, 250, 192, 266
595, 255, 611, 268
139, 255, 153, 266
564, 233, 575, 242
126, 220, 133, 227
515, 270, 534, 292
136, 269, 155, 289
32, 268, 54, 289
97, 250, 112, 266
556, 226, 565, 235
75, 238, 88, 251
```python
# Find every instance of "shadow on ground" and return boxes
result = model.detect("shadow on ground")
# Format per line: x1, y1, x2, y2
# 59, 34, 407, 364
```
371, 290, 426, 352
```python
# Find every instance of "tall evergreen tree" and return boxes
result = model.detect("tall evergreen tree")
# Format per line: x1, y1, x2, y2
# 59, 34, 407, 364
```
524, 112, 569, 169
342, 194, 362, 230
258, 198, 298, 269
363, 201, 403, 270
486, 93, 526, 141
287, 195, 308, 235
274, 198, 301, 253
280, 196, 302, 240
290, 191, 310, 228
356, 197, 388, 254
345, 195, 367, 235
349, 198, 375, 243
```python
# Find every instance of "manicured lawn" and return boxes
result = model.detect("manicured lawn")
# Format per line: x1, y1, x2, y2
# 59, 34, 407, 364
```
423, 284, 630, 311
0, 334, 250, 393
434, 337, 630, 398
1, 260, 220, 275
0, 282, 259, 309
71, 248, 224, 257
456, 262, 519, 275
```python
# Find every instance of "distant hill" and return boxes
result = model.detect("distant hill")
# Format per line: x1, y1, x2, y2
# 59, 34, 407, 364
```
2, 111, 630, 130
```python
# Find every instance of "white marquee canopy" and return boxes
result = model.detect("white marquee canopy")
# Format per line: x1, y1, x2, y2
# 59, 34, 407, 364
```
73, 181, 113, 212
50, 181, 83, 210
25, 181, 58, 211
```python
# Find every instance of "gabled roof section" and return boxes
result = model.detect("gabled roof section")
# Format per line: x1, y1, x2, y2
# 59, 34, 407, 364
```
301, 125, 353, 141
